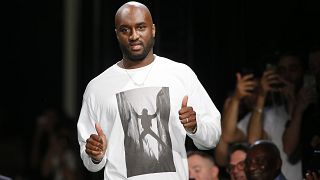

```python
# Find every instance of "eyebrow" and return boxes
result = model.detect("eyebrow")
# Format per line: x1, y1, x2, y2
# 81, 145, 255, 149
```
118, 22, 147, 28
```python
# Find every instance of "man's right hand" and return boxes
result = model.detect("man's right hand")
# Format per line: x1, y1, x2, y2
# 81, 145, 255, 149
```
85, 123, 107, 163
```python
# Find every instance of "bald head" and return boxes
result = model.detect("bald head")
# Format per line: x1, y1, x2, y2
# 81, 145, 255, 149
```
115, 1, 153, 28
114, 1, 155, 62
245, 141, 282, 180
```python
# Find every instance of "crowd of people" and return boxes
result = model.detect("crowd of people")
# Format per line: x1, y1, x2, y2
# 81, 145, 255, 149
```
189, 47, 320, 180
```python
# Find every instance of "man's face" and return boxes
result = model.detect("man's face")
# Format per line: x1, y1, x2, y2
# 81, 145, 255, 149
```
245, 147, 278, 180
229, 150, 247, 180
188, 155, 218, 180
115, 6, 155, 61
277, 56, 303, 85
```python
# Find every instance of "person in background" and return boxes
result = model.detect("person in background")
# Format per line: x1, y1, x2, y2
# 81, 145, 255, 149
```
188, 151, 220, 180
215, 51, 304, 180
214, 70, 258, 167
238, 52, 305, 180
245, 140, 286, 180
77, 1, 221, 180
283, 47, 320, 178
226, 143, 249, 180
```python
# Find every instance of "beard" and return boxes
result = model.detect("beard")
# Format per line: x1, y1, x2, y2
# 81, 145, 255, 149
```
119, 37, 155, 61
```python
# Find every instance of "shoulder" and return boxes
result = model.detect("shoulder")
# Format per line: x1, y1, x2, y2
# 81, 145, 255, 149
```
155, 55, 195, 75
83, 63, 119, 98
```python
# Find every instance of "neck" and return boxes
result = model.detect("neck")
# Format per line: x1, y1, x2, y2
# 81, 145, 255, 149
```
122, 52, 154, 69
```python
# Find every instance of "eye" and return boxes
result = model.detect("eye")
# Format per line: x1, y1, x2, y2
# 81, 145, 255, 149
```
194, 167, 201, 173
137, 25, 146, 31
119, 27, 129, 33
256, 158, 267, 166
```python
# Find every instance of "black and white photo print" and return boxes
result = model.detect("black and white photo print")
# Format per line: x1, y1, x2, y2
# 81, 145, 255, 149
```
116, 87, 176, 177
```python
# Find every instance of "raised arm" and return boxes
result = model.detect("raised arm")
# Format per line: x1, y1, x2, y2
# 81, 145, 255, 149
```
222, 73, 256, 143
247, 70, 278, 144
215, 73, 255, 166
283, 87, 316, 155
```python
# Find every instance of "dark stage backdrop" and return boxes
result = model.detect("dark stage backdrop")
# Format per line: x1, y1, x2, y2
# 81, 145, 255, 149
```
2, 0, 320, 178
77, 0, 320, 112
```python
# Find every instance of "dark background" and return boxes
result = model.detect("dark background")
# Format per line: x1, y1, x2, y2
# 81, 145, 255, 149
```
2, 0, 320, 178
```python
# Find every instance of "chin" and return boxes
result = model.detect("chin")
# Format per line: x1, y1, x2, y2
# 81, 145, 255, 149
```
126, 51, 148, 61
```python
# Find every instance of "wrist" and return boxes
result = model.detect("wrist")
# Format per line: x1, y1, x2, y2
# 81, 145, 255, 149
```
188, 125, 197, 134
253, 107, 263, 113
91, 158, 102, 164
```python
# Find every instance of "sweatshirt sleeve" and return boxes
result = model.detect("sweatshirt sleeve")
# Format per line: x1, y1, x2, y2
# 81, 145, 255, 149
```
77, 93, 107, 172
186, 68, 221, 150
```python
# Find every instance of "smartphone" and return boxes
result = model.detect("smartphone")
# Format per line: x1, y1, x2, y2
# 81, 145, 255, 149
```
265, 63, 285, 88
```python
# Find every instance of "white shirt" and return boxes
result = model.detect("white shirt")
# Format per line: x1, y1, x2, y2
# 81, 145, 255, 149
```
77, 55, 221, 180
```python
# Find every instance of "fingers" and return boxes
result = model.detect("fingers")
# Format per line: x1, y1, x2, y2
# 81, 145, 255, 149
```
305, 170, 319, 180
95, 123, 107, 147
95, 123, 105, 137
179, 95, 197, 131
179, 111, 196, 123
241, 73, 254, 81
85, 134, 104, 160
85, 123, 108, 161
236, 73, 256, 94
86, 134, 104, 149
181, 95, 188, 108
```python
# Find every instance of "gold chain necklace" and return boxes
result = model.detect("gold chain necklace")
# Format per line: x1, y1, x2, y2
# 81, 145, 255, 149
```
122, 60, 155, 86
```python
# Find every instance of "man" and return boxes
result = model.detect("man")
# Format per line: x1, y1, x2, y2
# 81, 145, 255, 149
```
188, 151, 219, 180
245, 140, 286, 180
283, 47, 320, 178
227, 143, 248, 180
77, 1, 221, 180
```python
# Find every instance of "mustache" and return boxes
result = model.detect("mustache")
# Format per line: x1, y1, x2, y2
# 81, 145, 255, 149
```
129, 41, 143, 46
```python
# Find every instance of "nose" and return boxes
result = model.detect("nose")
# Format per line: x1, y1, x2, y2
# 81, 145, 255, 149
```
248, 162, 258, 171
189, 170, 196, 180
129, 29, 139, 41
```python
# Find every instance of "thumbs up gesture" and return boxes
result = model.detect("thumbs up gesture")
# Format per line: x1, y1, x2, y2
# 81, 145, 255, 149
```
85, 123, 107, 163
179, 95, 197, 133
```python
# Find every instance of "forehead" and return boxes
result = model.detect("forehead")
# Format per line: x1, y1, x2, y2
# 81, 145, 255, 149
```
230, 150, 247, 163
188, 155, 212, 166
115, 6, 152, 28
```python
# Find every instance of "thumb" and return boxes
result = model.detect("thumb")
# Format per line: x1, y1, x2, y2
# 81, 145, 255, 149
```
181, 95, 188, 108
95, 123, 105, 137
236, 73, 242, 81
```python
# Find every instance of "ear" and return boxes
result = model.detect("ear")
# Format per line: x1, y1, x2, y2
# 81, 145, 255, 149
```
115, 28, 119, 40
211, 166, 219, 178
152, 24, 156, 38
276, 158, 282, 170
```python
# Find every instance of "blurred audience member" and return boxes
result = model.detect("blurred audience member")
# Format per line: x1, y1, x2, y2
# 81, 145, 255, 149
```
226, 143, 249, 180
215, 51, 304, 180
188, 151, 220, 180
283, 47, 320, 178
29, 108, 81, 180
245, 140, 286, 180
240, 52, 304, 180
29, 108, 61, 179
214, 71, 258, 167
41, 125, 78, 180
